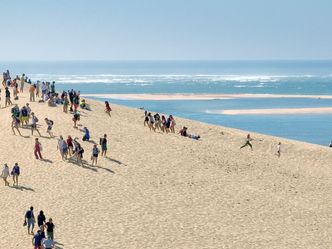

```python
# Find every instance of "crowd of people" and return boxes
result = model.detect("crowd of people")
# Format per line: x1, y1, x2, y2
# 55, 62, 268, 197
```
24, 206, 55, 249
1, 70, 114, 248
143, 111, 176, 133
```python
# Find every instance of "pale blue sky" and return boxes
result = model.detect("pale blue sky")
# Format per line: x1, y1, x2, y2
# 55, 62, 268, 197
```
0, 0, 331, 60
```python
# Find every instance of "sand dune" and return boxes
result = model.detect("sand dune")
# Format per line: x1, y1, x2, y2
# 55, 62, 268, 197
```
82, 93, 332, 100
209, 107, 332, 115
1, 83, 332, 248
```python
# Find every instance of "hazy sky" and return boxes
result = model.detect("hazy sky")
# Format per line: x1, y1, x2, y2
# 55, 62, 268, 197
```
0, 0, 331, 60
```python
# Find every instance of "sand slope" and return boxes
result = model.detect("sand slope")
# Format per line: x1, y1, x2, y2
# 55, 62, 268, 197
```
0, 85, 332, 248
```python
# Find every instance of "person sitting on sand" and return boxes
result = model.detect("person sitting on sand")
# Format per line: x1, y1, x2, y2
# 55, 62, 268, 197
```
48, 95, 56, 107
179, 126, 188, 137
34, 138, 43, 160
72, 111, 80, 128
82, 127, 90, 141
80, 99, 89, 110
25, 206, 35, 235
100, 134, 108, 157
240, 134, 253, 151
11, 163, 20, 186
1, 164, 10, 186
44, 118, 54, 137
91, 144, 100, 166
329, 141, 332, 148
105, 101, 112, 117
30, 112, 41, 136
188, 134, 200, 140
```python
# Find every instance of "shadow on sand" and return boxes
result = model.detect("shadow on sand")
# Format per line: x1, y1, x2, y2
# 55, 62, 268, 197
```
67, 158, 98, 172
9, 185, 35, 192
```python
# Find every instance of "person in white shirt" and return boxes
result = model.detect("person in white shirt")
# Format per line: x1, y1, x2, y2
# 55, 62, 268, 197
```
277, 142, 281, 157
42, 236, 54, 249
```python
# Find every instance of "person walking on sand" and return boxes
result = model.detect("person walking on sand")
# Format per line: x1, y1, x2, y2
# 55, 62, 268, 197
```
25, 206, 35, 235
74, 139, 84, 165
34, 138, 43, 160
57, 136, 68, 160
37, 210, 46, 229
11, 163, 20, 186
63, 95, 69, 113
105, 101, 112, 117
31, 112, 42, 136
20, 73, 25, 92
42, 235, 54, 249
5, 87, 12, 107
32, 230, 43, 249
45, 218, 55, 241
100, 134, 108, 157
72, 111, 80, 128
11, 114, 22, 136
29, 84, 36, 102
1, 164, 10, 186
67, 135, 74, 156
170, 115, 176, 133
36, 80, 40, 97
45, 118, 54, 137
277, 142, 281, 157
91, 144, 100, 166
240, 134, 253, 151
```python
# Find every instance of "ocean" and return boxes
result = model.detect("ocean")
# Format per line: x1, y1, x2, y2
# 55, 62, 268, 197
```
1, 60, 332, 146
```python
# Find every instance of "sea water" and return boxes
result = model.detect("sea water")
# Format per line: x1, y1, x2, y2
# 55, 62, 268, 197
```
1, 60, 332, 145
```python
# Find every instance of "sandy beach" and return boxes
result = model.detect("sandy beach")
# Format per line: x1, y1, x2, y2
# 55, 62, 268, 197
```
1, 85, 332, 248
82, 93, 332, 100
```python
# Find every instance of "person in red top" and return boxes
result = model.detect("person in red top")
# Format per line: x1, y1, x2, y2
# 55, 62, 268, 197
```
67, 135, 74, 157
34, 138, 43, 159
105, 101, 112, 117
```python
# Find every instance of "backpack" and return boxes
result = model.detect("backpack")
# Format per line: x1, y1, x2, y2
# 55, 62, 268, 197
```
34, 117, 39, 123
21, 108, 28, 116
26, 210, 32, 219
49, 120, 54, 125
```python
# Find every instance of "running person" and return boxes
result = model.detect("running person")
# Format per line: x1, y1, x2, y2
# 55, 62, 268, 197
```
240, 134, 253, 150
105, 101, 112, 117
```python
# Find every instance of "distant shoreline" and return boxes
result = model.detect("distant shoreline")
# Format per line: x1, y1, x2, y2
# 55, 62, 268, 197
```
82, 93, 332, 101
